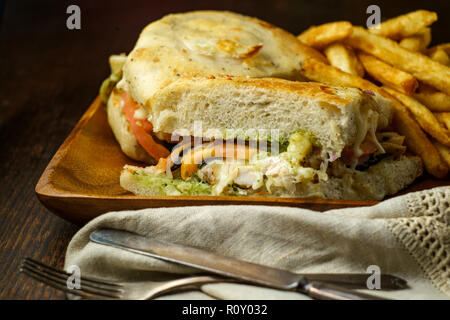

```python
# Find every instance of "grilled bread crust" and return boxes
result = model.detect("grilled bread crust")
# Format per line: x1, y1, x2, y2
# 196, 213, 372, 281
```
122, 10, 327, 108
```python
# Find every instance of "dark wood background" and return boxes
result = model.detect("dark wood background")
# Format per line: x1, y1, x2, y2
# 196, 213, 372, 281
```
0, 0, 449, 300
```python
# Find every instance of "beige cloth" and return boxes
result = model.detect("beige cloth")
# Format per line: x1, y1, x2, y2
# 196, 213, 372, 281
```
65, 186, 450, 300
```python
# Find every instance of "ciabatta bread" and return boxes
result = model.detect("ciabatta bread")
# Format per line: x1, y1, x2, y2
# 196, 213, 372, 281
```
121, 10, 327, 108
149, 77, 393, 158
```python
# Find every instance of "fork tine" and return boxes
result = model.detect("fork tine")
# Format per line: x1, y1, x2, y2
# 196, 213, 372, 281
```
20, 263, 121, 299
21, 261, 121, 298
22, 259, 121, 296
20, 267, 114, 300
24, 258, 122, 290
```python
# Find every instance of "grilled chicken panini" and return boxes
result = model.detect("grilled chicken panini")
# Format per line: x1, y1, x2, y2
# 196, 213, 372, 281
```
101, 11, 423, 200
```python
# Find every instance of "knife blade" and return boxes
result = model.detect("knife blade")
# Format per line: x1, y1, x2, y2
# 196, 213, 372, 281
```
90, 229, 394, 300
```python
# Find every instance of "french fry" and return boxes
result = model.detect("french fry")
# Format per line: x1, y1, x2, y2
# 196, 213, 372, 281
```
434, 112, 450, 130
434, 140, 450, 168
383, 87, 450, 147
358, 52, 418, 95
399, 27, 431, 52
345, 27, 450, 96
300, 58, 448, 178
301, 58, 381, 92
368, 10, 437, 40
324, 43, 364, 76
392, 105, 448, 178
392, 107, 448, 178
413, 84, 450, 112
298, 21, 353, 49
426, 43, 450, 55
429, 48, 450, 66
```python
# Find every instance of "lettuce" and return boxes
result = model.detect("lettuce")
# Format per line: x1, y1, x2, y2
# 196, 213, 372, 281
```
132, 171, 212, 196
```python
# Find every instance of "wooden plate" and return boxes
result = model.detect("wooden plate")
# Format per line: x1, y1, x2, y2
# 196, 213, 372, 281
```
36, 97, 450, 224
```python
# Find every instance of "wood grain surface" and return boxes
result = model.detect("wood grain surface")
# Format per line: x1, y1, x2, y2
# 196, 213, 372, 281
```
1, 0, 449, 300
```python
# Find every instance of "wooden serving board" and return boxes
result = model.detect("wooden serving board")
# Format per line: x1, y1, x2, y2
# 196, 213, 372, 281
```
35, 97, 450, 224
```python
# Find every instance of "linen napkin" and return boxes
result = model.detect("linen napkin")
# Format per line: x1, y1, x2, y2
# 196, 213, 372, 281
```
65, 186, 449, 299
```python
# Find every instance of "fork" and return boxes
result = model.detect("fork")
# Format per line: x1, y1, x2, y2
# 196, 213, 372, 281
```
20, 258, 234, 300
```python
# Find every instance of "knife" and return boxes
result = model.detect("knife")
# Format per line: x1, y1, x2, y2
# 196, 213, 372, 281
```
90, 229, 406, 290
90, 229, 398, 300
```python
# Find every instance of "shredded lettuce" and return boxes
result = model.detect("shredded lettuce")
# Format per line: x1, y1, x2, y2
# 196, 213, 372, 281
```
132, 171, 212, 196
100, 54, 127, 103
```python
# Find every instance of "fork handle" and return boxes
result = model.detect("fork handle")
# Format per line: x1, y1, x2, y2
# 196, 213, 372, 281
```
300, 281, 389, 300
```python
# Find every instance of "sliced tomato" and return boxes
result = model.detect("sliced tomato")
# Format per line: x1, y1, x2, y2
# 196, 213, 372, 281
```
122, 91, 170, 160
122, 91, 153, 131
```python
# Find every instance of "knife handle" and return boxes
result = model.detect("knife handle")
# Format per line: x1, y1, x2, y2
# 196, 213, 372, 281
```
303, 273, 407, 290
302, 281, 389, 300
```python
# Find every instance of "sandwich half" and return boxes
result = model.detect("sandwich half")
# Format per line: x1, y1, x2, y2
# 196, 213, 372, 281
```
118, 77, 422, 200
101, 10, 422, 200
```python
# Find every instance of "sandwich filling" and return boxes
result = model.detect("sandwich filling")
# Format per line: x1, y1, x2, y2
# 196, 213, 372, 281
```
122, 128, 407, 196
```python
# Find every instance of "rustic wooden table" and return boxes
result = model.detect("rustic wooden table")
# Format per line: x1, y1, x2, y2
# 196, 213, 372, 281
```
0, 0, 448, 299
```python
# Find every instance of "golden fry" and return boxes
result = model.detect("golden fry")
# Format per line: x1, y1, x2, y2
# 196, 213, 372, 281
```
434, 140, 450, 169
369, 10, 437, 40
429, 49, 450, 66
301, 58, 379, 91
399, 27, 431, 52
392, 106, 448, 178
300, 58, 448, 178
383, 87, 450, 147
392, 107, 448, 178
426, 43, 450, 55
324, 43, 364, 76
345, 27, 450, 96
413, 84, 450, 112
358, 52, 418, 95
298, 21, 353, 49
434, 112, 450, 130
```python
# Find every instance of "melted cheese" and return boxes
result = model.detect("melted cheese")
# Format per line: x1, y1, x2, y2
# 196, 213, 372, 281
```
353, 102, 370, 159
351, 101, 385, 169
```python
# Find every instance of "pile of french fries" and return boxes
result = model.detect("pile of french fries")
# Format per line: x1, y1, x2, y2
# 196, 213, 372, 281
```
298, 10, 450, 178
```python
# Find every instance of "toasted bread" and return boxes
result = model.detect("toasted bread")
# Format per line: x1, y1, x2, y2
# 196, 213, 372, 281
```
149, 77, 393, 158
122, 10, 327, 108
